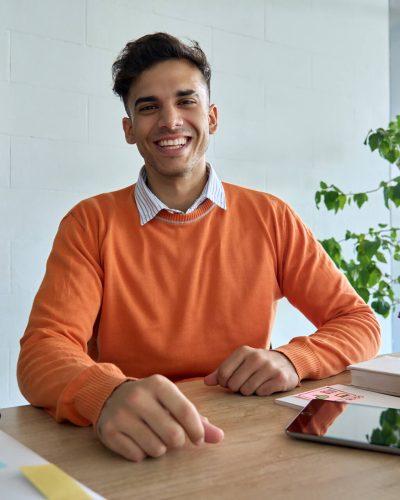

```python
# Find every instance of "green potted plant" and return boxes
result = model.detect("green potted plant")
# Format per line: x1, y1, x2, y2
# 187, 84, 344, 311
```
315, 115, 400, 318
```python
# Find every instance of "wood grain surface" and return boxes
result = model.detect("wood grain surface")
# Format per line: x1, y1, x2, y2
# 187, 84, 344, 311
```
1, 372, 399, 500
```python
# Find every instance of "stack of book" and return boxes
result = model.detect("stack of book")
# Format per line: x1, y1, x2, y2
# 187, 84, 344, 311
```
347, 354, 400, 397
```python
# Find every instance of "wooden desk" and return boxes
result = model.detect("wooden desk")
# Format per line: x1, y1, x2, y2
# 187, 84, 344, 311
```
1, 373, 399, 500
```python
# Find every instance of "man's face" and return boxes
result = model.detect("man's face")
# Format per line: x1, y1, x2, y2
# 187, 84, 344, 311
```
123, 59, 218, 180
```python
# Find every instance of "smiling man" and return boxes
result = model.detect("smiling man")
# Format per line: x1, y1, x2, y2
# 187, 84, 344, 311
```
17, 33, 380, 462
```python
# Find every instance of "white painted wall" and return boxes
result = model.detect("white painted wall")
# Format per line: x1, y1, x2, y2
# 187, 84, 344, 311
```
0, 0, 390, 408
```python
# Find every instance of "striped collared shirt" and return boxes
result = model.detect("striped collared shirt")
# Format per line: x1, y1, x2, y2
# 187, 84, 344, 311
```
134, 164, 226, 225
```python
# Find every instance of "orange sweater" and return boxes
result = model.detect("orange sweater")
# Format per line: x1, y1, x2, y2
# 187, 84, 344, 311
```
17, 183, 380, 426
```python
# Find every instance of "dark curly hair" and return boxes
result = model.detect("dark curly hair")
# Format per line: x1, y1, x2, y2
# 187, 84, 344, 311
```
112, 32, 211, 115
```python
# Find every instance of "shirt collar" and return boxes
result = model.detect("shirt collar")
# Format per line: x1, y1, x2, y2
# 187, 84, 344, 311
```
134, 164, 226, 225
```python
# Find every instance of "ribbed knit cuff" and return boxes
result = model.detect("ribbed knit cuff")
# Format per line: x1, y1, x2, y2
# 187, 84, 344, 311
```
74, 378, 125, 425
274, 341, 321, 381
69, 364, 136, 425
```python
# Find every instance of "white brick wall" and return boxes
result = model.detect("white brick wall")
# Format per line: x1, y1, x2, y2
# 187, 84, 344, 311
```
0, 29, 9, 81
153, 0, 265, 39
0, 134, 10, 187
0, 0, 391, 408
0, 82, 88, 141
86, 0, 213, 56
11, 32, 114, 96
0, 0, 86, 43
11, 136, 141, 194
0, 240, 11, 294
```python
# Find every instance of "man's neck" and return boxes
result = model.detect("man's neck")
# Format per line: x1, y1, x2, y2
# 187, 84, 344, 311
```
145, 166, 208, 212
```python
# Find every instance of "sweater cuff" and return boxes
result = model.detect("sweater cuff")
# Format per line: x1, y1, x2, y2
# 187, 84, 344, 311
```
274, 341, 321, 381
74, 372, 129, 426
59, 363, 135, 426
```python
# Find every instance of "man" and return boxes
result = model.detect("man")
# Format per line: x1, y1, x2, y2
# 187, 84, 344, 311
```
17, 33, 380, 462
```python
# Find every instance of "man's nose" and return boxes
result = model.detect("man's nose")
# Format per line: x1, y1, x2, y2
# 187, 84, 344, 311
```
158, 105, 183, 129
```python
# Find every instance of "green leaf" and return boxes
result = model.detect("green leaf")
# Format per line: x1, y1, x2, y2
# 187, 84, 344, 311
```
357, 287, 370, 303
383, 186, 390, 209
386, 149, 399, 164
360, 239, 380, 258
376, 252, 387, 263
353, 192, 368, 208
320, 238, 343, 268
368, 132, 380, 152
379, 139, 390, 158
315, 191, 321, 208
378, 223, 388, 228
338, 194, 347, 210
345, 230, 353, 240
359, 269, 370, 287
371, 300, 391, 318
320, 181, 328, 189
367, 267, 382, 287
378, 280, 389, 292
324, 191, 339, 212
391, 183, 400, 207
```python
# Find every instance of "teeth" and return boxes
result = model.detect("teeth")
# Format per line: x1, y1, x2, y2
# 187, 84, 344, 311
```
158, 137, 188, 147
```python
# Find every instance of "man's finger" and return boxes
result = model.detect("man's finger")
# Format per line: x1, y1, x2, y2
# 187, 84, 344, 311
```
202, 418, 224, 443
210, 346, 251, 388
104, 431, 146, 462
118, 417, 167, 458
224, 353, 267, 393
204, 370, 218, 385
155, 378, 205, 445
255, 378, 285, 397
236, 369, 272, 396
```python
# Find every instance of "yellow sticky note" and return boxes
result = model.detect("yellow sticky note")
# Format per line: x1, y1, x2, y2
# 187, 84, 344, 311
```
20, 464, 91, 500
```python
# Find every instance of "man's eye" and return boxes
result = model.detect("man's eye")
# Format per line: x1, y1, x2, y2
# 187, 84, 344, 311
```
139, 105, 158, 112
179, 99, 196, 106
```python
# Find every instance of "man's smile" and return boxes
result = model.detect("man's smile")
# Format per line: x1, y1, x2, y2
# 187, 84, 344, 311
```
153, 135, 192, 153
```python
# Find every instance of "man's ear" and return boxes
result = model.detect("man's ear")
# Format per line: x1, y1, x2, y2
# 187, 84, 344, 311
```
208, 104, 218, 135
122, 116, 136, 144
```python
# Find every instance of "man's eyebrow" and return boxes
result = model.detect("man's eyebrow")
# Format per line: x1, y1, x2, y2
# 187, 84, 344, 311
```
134, 96, 157, 108
134, 90, 199, 109
176, 89, 198, 97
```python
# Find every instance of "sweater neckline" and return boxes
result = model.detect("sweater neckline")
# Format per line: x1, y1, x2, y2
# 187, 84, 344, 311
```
155, 199, 216, 224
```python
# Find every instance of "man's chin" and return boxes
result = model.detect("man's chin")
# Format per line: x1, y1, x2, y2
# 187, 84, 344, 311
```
145, 162, 204, 179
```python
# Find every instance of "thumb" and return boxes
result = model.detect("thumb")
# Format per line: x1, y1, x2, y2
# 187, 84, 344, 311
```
201, 415, 224, 443
204, 369, 218, 386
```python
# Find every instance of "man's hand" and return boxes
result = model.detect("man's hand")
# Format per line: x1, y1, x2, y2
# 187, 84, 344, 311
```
96, 375, 224, 461
204, 347, 299, 396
